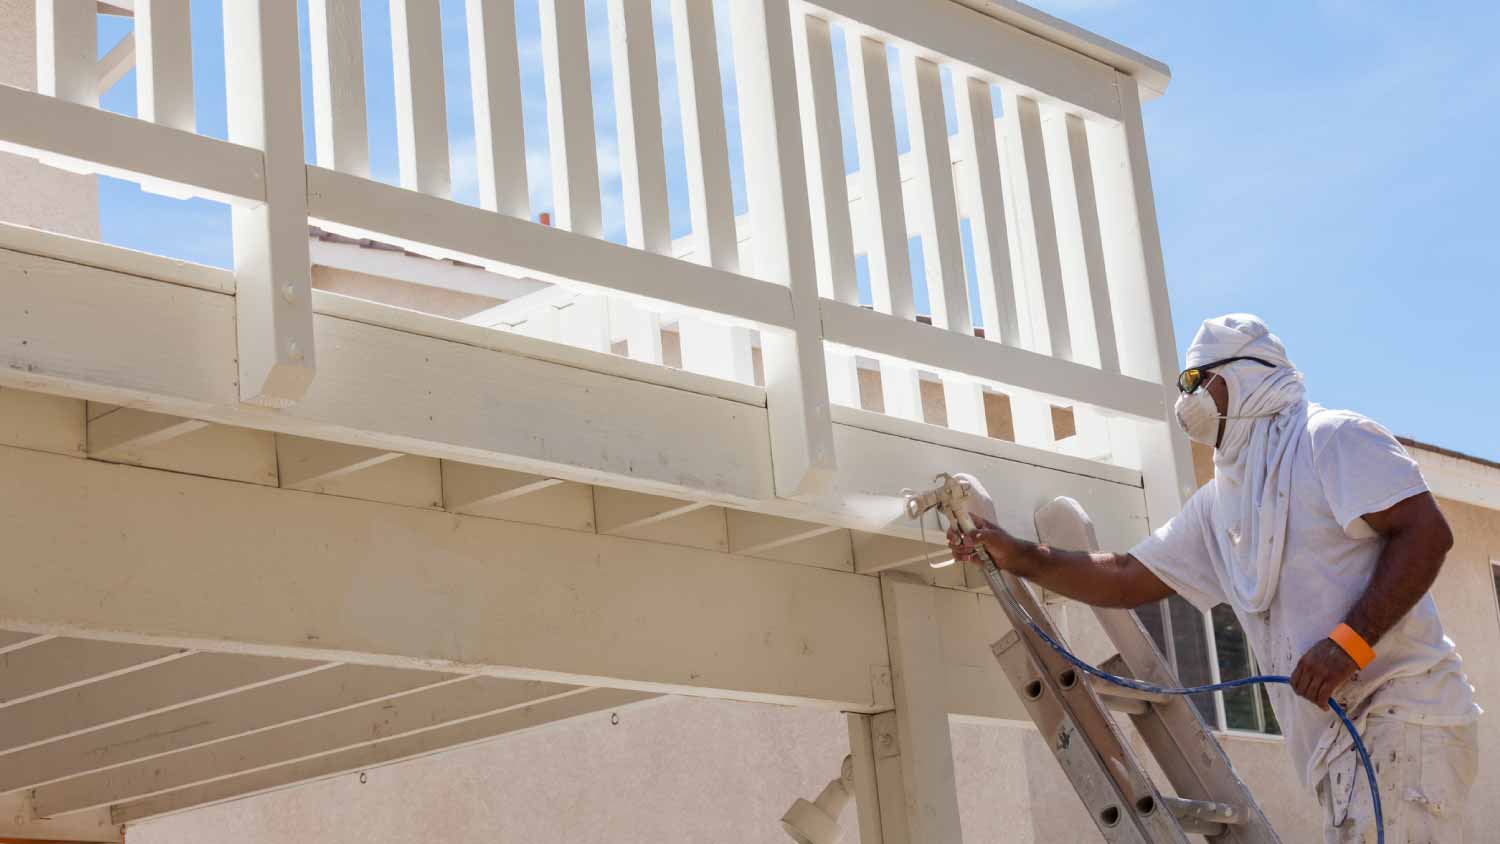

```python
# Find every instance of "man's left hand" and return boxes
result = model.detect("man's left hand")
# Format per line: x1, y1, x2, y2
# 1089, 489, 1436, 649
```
1290, 639, 1359, 710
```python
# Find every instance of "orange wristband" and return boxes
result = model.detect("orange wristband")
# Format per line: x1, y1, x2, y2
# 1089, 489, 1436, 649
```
1329, 623, 1376, 670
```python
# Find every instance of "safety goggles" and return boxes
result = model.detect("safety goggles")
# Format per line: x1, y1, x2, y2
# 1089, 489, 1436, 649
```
1176, 356, 1275, 394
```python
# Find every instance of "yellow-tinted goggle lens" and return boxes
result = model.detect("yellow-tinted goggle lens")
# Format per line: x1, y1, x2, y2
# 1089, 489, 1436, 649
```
1177, 368, 1203, 393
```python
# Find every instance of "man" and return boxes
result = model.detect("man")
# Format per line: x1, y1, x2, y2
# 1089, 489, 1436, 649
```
948, 314, 1479, 843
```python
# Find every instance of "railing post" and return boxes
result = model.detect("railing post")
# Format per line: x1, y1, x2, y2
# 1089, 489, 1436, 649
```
1090, 72, 1196, 526
223, 0, 315, 407
729, 0, 836, 498
35, 0, 95, 106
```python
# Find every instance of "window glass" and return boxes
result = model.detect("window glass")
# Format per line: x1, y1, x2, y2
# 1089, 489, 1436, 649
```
1212, 604, 1260, 731
1167, 596, 1216, 723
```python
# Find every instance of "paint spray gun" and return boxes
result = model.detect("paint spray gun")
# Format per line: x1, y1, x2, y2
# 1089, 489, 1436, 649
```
902, 472, 998, 570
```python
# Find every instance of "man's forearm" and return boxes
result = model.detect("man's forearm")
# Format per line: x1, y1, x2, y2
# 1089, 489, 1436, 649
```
1004, 542, 1165, 609
1343, 527, 1447, 645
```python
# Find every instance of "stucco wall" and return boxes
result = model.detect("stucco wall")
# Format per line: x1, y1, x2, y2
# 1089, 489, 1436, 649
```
0, 0, 99, 238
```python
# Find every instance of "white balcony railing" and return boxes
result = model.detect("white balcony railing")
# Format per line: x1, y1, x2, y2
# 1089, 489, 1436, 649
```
6, 0, 1193, 509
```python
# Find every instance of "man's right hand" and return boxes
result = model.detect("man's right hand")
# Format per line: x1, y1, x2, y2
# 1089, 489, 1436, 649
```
946, 515, 1029, 575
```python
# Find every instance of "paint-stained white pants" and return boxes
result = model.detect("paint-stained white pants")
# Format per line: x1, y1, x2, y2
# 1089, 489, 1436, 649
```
1317, 717, 1478, 844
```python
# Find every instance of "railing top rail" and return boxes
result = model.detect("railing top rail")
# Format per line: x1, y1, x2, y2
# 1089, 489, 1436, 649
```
945, 0, 1171, 99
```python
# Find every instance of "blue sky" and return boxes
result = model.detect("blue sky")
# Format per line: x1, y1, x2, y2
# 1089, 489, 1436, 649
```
94, 1, 1498, 460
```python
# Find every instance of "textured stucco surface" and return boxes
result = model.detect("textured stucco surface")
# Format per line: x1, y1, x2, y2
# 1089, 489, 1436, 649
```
0, 0, 99, 238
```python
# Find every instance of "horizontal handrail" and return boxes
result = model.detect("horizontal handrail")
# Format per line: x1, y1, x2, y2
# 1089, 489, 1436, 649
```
306, 167, 796, 332
819, 299, 1164, 423
0, 84, 265, 205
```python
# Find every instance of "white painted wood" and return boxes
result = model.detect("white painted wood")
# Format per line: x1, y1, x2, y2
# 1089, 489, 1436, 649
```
744, 524, 852, 572
539, 0, 602, 236
793, 13, 857, 304
612, 299, 665, 365
1087, 74, 1197, 526
593, 487, 708, 534
0, 793, 119, 844
791, 0, 1123, 121
879, 573, 964, 843
448, 476, 596, 532
389, 0, 450, 197
37, 0, 97, 105
0, 86, 265, 205
309, 236, 547, 301
677, 319, 754, 383
0, 446, 891, 711
608, 0, 670, 254
851, 532, 945, 575
1003, 92, 1071, 361
441, 463, 564, 512
0, 223, 235, 294
670, 0, 738, 273
86, 408, 209, 459
1411, 445, 1500, 512
0, 653, 324, 755
1046, 111, 1119, 372
820, 298, 1164, 422
224, 0, 316, 407
135, 0, 194, 131
846, 34, 914, 320
308, 0, 369, 177
557, 294, 613, 353
0, 387, 85, 456
825, 349, 861, 410
465, 0, 529, 218
954, 76, 1020, 346
0, 631, 53, 655
110, 688, 656, 824
900, 54, 969, 334
308, 167, 796, 330
730, 0, 838, 498
846, 712, 898, 844
276, 433, 403, 489
35, 677, 576, 816
0, 638, 186, 709
725, 510, 840, 557
881, 362, 923, 423
1, 665, 459, 796
942, 377, 987, 436
97, 31, 136, 97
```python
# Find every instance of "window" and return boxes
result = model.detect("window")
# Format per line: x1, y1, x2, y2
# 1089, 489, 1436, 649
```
1132, 597, 1280, 736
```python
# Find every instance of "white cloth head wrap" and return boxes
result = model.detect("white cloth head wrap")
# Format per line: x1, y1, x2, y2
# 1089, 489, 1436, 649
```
1187, 314, 1309, 612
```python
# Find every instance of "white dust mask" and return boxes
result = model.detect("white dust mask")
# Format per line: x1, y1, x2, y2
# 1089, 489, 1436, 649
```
1174, 388, 1221, 445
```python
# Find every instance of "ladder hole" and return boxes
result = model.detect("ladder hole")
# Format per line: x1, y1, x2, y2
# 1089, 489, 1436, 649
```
1023, 679, 1043, 700
1099, 806, 1121, 828
1058, 668, 1078, 689
1135, 796, 1156, 816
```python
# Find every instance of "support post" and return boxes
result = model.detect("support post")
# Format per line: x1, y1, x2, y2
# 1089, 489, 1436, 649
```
1089, 74, 1196, 526
729, 0, 836, 498
877, 573, 964, 843
223, 0, 316, 407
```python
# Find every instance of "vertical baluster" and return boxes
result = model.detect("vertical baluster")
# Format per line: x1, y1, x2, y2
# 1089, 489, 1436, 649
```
309, 0, 369, 177
538, 0, 608, 353
671, 0, 751, 382
1090, 73, 1197, 521
136, 0, 195, 131
730, 0, 837, 496
1002, 92, 1071, 361
466, 0, 528, 218
539, 0, 603, 236
390, 0, 450, 197
607, 0, 668, 364
901, 55, 967, 334
955, 76, 1020, 346
847, 33, 920, 421
791, 12, 859, 407
36, 0, 95, 105
1043, 108, 1118, 459
223, 0, 315, 406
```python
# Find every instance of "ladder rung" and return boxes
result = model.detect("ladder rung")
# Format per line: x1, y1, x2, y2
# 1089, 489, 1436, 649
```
1089, 676, 1173, 713
1162, 796, 1246, 836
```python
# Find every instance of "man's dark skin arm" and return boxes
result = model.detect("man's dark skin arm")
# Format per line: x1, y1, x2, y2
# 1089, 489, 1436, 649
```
1289, 491, 1454, 709
946, 519, 1174, 609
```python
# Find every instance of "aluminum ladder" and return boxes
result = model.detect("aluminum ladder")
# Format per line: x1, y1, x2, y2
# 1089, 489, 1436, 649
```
911, 476, 1281, 843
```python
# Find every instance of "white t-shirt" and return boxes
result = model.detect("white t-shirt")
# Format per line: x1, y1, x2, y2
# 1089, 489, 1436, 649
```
1130, 406, 1479, 787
